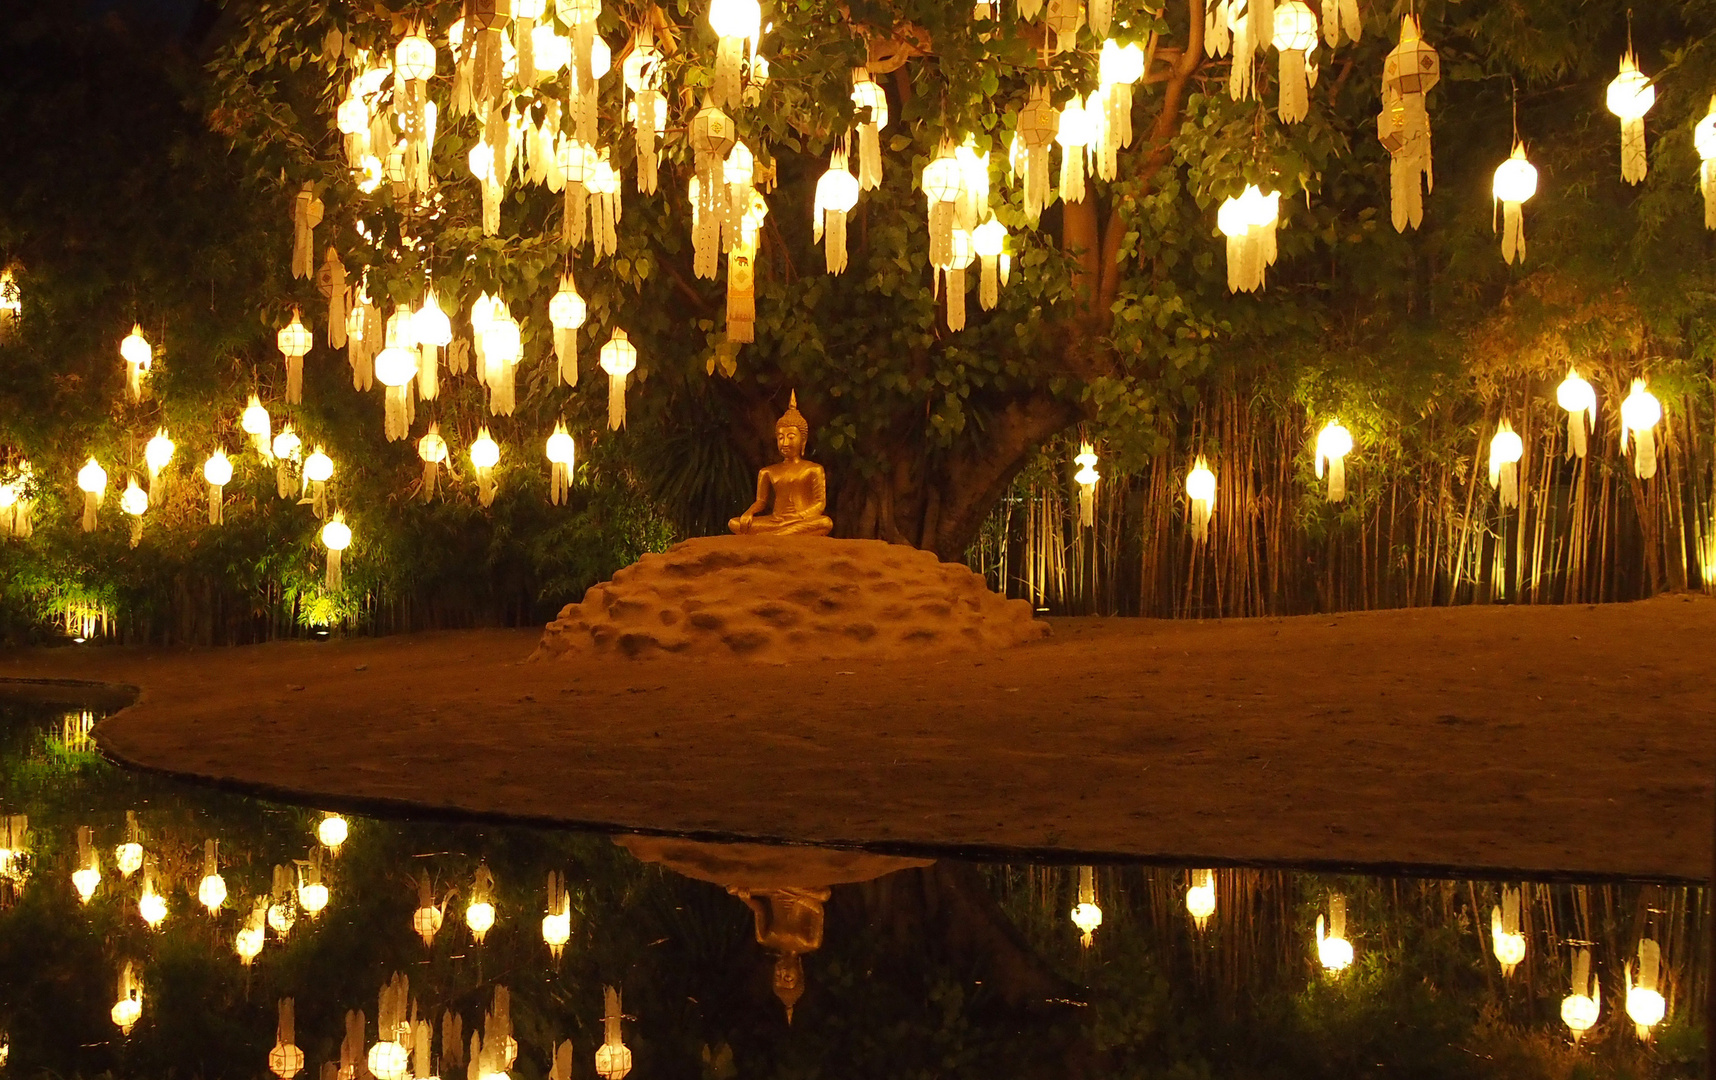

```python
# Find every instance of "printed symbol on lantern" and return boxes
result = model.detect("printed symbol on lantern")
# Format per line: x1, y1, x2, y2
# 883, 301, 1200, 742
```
731, 252, 754, 290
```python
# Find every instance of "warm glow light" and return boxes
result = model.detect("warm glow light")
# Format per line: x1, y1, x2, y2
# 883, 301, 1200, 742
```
145, 430, 175, 474
321, 518, 351, 553
114, 843, 143, 877
73, 865, 101, 903
467, 901, 496, 941
317, 814, 349, 850
203, 450, 233, 487
139, 890, 168, 928
304, 448, 334, 484
298, 881, 329, 915
471, 432, 500, 470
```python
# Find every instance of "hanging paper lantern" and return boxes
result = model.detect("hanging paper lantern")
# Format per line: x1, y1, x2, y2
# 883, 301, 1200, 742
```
624, 31, 665, 193
1186, 456, 1216, 542
1696, 98, 1716, 229
291, 183, 324, 280
599, 329, 637, 430
321, 514, 351, 590
1055, 99, 1090, 206
1316, 893, 1354, 972
1488, 419, 1523, 509
594, 987, 632, 1080
142, 428, 174, 501
418, 424, 448, 501
1606, 51, 1655, 185
1379, 16, 1439, 232
471, 428, 501, 508
1070, 865, 1102, 948
1272, 2, 1318, 124
269, 999, 305, 1079
1620, 378, 1662, 480
111, 962, 143, 1035
1186, 869, 1216, 931
120, 324, 153, 402
937, 227, 975, 332
241, 395, 274, 459
1315, 420, 1353, 502
375, 344, 418, 442
467, 863, 497, 943
395, 30, 437, 192
1073, 443, 1099, 527
115, 811, 143, 877
851, 68, 889, 191
549, 273, 587, 386
708, 0, 762, 107
203, 450, 232, 526
1626, 938, 1666, 1039
1218, 0, 1269, 101
412, 872, 444, 947
814, 146, 861, 274
272, 427, 302, 499
0, 267, 19, 341
546, 423, 576, 506
1555, 370, 1596, 460
1010, 88, 1055, 226
277, 310, 313, 405
120, 477, 148, 548
971, 216, 1008, 309
1489, 886, 1525, 977
197, 839, 227, 914
1217, 185, 1280, 293
303, 447, 333, 518
1321, 0, 1361, 45
543, 870, 572, 958
76, 457, 107, 533
72, 826, 101, 903
414, 291, 453, 402
689, 106, 737, 277
1492, 143, 1537, 265
921, 143, 963, 273
481, 311, 523, 417
1097, 39, 1145, 155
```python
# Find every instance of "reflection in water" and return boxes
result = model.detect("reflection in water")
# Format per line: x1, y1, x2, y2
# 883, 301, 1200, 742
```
0, 699, 1707, 1079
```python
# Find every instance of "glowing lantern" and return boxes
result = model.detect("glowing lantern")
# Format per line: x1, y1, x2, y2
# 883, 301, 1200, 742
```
414, 290, 452, 401
1097, 39, 1145, 152
480, 310, 523, 417
1186, 456, 1216, 542
1620, 378, 1662, 480
240, 395, 274, 460
1492, 143, 1537, 265
120, 476, 149, 547
1316, 893, 1354, 972
1186, 869, 1216, 931
192, 838, 227, 914
72, 825, 101, 903
547, 422, 576, 506
303, 446, 333, 518
412, 872, 444, 947
921, 144, 962, 272
1488, 419, 1523, 509
269, 999, 305, 1079
0, 460, 32, 539
1697, 97, 1716, 229
272, 427, 302, 500
471, 428, 501, 508
1070, 865, 1102, 948
138, 858, 168, 928
543, 870, 572, 958
1490, 886, 1525, 977
115, 811, 143, 877
321, 513, 351, 590
268, 864, 297, 936
851, 68, 889, 190
120, 324, 152, 402
111, 962, 143, 1035
1073, 443, 1099, 527
1054, 99, 1090, 206
1379, 16, 1440, 232
624, 31, 666, 193
689, 104, 736, 279
936, 226, 975, 332
395, 31, 436, 192
277, 310, 313, 404
374, 341, 418, 443
599, 328, 637, 431
549, 273, 587, 386
1562, 946, 1601, 1039
1218, 184, 1280, 293
367, 973, 413, 1080
1315, 420, 1353, 502
236, 899, 266, 964
1272, 2, 1318, 124
138, 431, 172, 503
203, 449, 232, 526
1555, 369, 1597, 460
707, 0, 761, 107
0, 816, 26, 880
418, 424, 448, 501
1626, 938, 1666, 1039
76, 457, 107, 533
971, 216, 1008, 310
815, 146, 861, 275
467, 863, 497, 943
0, 266, 19, 340
594, 986, 633, 1080
1606, 50, 1655, 185
318, 813, 349, 851
297, 859, 329, 917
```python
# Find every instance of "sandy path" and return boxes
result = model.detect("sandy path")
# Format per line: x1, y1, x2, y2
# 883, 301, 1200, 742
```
4, 595, 1712, 881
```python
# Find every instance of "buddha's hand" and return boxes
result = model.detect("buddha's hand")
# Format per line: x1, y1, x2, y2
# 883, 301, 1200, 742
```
737, 512, 754, 531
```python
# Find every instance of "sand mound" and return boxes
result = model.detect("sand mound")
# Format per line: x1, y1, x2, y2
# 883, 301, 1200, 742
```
533, 535, 1048, 663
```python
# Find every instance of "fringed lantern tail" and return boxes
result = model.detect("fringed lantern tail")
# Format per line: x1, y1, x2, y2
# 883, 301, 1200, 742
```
1327, 457, 1345, 503
1501, 202, 1525, 265
1703, 161, 1716, 230
825, 210, 848, 274
714, 37, 743, 108
1079, 486, 1094, 528
556, 330, 578, 386
608, 372, 628, 431
1500, 463, 1519, 510
489, 362, 516, 417
312, 482, 328, 521
945, 267, 966, 331
1278, 51, 1309, 124
418, 345, 439, 401
1059, 146, 1085, 206
1567, 414, 1588, 460
287, 357, 304, 405
1192, 502, 1211, 544
385, 386, 409, 442
478, 471, 497, 509
551, 462, 569, 507
422, 461, 439, 502
859, 125, 882, 190
208, 484, 223, 525
82, 492, 98, 533
129, 517, 143, 548
1634, 429, 1657, 480
1621, 118, 1647, 185
325, 548, 341, 591
980, 257, 999, 309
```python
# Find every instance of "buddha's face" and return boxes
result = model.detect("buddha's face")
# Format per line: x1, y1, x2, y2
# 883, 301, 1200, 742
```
776, 424, 805, 460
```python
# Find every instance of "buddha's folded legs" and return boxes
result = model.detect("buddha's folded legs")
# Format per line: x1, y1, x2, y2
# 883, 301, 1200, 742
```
728, 514, 834, 536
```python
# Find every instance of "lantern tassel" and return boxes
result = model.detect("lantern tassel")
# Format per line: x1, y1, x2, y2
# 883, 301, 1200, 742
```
208, 483, 223, 525
1326, 456, 1345, 502
1633, 428, 1657, 480
418, 344, 439, 401
825, 208, 848, 274
1566, 410, 1589, 460
422, 459, 439, 501
478, 470, 497, 509
608, 371, 628, 430
1621, 118, 1647, 185
1278, 50, 1309, 124
714, 37, 743, 109
556, 329, 578, 386
1191, 499, 1211, 543
1058, 142, 1085, 206
980, 255, 999, 310
1501, 201, 1526, 265
82, 491, 98, 533
385, 385, 409, 442
552, 461, 569, 506
325, 548, 342, 591
287, 356, 304, 405
945, 267, 966, 332
858, 123, 882, 190
1079, 485, 1095, 528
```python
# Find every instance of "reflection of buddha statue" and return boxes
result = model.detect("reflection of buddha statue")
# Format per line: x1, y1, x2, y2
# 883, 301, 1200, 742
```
730, 886, 830, 1022
728, 392, 833, 537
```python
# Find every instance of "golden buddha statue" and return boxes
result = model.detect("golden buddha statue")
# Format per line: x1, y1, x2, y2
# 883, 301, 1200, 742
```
728, 392, 833, 537
730, 885, 831, 1022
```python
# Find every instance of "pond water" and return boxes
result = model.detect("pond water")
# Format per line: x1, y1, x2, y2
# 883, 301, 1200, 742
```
0, 697, 1704, 1079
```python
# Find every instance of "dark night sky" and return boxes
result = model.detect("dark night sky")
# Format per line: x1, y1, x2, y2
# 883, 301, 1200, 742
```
82, 0, 203, 34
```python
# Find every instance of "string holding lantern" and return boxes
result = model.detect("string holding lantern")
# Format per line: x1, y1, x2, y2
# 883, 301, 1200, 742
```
203, 450, 232, 526
471, 427, 501, 507
1272, 2, 1319, 124
543, 870, 572, 959
1620, 378, 1662, 480
1073, 443, 1099, 527
418, 425, 448, 501
1316, 893, 1354, 972
1217, 185, 1280, 293
1490, 885, 1525, 977
1555, 370, 1596, 460
600, 329, 638, 430
198, 839, 227, 914
1186, 869, 1216, 931
303, 446, 333, 518
1606, 49, 1655, 185
1070, 865, 1102, 948
121, 324, 152, 402
269, 999, 305, 1080
1315, 420, 1353, 502
77, 457, 107, 533
550, 272, 587, 385
272, 427, 302, 499
1626, 938, 1666, 1040
321, 513, 351, 590
1562, 946, 1601, 1040
120, 476, 148, 548
1696, 97, 1716, 229
1186, 456, 1216, 542
277, 310, 313, 405
1492, 143, 1537, 265
594, 987, 632, 1080
1378, 15, 1439, 233
708, 0, 762, 108
1488, 419, 1523, 509
851, 68, 889, 190
242, 395, 273, 459
814, 144, 860, 274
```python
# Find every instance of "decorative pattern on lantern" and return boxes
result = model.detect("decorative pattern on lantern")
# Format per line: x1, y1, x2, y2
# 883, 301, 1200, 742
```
547, 423, 576, 506
242, 395, 274, 459
1272, 2, 1318, 124
467, 863, 497, 943
550, 273, 588, 386
1186, 456, 1216, 542
1606, 50, 1655, 185
1488, 419, 1523, 509
121, 324, 153, 402
269, 999, 305, 1079
72, 825, 101, 903
1620, 378, 1661, 480
203, 450, 232, 526
120, 476, 149, 548
690, 104, 737, 279
815, 146, 860, 275
1316, 893, 1354, 972
277, 310, 313, 405
418, 425, 449, 501
321, 514, 351, 590
1185, 869, 1216, 931
1379, 16, 1439, 233
1697, 97, 1716, 229
1555, 370, 1596, 460
1074, 443, 1099, 528
272, 427, 302, 500
1015, 85, 1058, 223
543, 869, 572, 959
111, 962, 143, 1035
1490, 886, 1525, 977
1314, 420, 1353, 502
921, 144, 963, 272
77, 457, 108, 533
1626, 938, 1666, 1039
1070, 865, 1102, 948
1218, 185, 1280, 293
1492, 143, 1537, 265
624, 31, 666, 193
318, 813, 349, 852
1562, 946, 1601, 1039
197, 839, 227, 913
471, 428, 502, 507
594, 986, 633, 1080
303, 446, 334, 518
600, 329, 638, 430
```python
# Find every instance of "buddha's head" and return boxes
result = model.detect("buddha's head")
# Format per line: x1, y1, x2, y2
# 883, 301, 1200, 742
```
775, 391, 809, 461
772, 951, 805, 1022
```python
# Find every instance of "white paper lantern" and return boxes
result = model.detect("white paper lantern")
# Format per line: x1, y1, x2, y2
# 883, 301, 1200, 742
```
1555, 370, 1596, 460
1492, 143, 1538, 265
1315, 421, 1353, 502
1606, 50, 1655, 185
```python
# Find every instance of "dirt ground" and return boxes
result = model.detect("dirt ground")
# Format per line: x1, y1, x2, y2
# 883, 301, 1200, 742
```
3, 596, 1712, 881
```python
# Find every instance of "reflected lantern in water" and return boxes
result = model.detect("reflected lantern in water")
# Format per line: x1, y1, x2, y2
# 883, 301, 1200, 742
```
1185, 868, 1216, 931
1314, 421, 1352, 502
111, 961, 143, 1035
467, 863, 497, 943
1070, 865, 1102, 948
1562, 945, 1601, 1039
1626, 938, 1666, 1039
236, 898, 267, 964
268, 864, 298, 936
72, 825, 100, 903
1619, 378, 1661, 481
1490, 886, 1524, 977
269, 998, 305, 1079
197, 838, 227, 913
594, 986, 633, 1080
138, 856, 168, 928
412, 871, 444, 947
114, 810, 143, 877
298, 857, 330, 917
1555, 370, 1596, 460
1316, 893, 1353, 972
318, 812, 349, 851
543, 870, 572, 958
367, 972, 412, 1080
